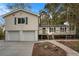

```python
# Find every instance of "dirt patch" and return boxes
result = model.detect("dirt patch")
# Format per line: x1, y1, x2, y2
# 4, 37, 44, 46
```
32, 42, 66, 56
59, 41, 79, 52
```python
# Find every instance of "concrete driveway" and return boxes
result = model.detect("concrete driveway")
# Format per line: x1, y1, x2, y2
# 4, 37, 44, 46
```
0, 40, 36, 56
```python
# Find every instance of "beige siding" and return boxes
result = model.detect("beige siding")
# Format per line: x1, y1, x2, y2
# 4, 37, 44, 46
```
39, 27, 48, 35
4, 10, 38, 31
39, 26, 76, 35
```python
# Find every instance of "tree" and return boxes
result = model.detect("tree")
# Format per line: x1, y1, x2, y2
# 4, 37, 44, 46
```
43, 3, 64, 25
39, 9, 50, 26
61, 4, 78, 25
44, 3, 79, 25
43, 3, 79, 37
0, 27, 4, 39
60, 4, 79, 36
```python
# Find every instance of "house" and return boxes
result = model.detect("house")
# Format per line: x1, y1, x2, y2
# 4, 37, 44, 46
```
38, 25, 76, 39
2, 9, 39, 41
2, 9, 76, 41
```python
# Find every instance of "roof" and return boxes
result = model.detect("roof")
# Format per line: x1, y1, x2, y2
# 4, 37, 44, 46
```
2, 9, 39, 18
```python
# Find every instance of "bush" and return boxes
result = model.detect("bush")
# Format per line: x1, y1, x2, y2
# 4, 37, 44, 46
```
0, 28, 5, 40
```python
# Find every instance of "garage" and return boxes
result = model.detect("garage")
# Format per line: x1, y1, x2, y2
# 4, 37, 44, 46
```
23, 31, 35, 41
8, 31, 20, 41
6, 31, 37, 41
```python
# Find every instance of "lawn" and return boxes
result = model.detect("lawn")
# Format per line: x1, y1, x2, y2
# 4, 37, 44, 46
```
32, 42, 66, 56
58, 41, 79, 52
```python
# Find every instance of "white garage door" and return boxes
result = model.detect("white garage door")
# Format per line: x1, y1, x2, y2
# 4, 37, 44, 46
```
8, 31, 20, 41
23, 31, 35, 41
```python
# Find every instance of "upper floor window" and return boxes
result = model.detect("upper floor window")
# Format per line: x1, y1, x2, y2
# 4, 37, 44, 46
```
14, 17, 28, 25
18, 18, 25, 24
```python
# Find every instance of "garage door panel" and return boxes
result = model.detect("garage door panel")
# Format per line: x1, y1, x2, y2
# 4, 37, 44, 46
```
23, 31, 35, 41
8, 31, 20, 41
7, 31, 36, 41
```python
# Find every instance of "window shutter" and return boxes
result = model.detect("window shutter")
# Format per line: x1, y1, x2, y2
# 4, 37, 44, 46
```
14, 17, 16, 25
26, 17, 28, 24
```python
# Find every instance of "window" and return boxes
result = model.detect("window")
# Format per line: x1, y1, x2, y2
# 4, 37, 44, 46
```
60, 27, 66, 32
17, 17, 28, 24
49, 28, 52, 32
60, 27, 64, 32
22, 18, 25, 23
64, 27, 66, 32
49, 27, 56, 32
54, 27, 56, 32
18, 18, 22, 24
42, 28, 46, 34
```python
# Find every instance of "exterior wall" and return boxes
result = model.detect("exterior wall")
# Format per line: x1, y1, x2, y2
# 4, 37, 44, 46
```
4, 10, 38, 41
35, 30, 38, 41
39, 27, 49, 35
5, 31, 8, 41
4, 10, 38, 31
39, 26, 76, 35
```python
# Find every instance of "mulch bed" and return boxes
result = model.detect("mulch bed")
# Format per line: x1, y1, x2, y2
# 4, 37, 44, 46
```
59, 41, 79, 52
32, 42, 66, 56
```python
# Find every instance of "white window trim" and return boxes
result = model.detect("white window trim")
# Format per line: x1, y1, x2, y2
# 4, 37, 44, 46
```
15, 17, 27, 25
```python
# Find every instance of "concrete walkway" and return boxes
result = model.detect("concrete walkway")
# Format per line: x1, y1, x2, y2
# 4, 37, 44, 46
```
0, 41, 35, 56
55, 39, 79, 41
39, 40, 79, 56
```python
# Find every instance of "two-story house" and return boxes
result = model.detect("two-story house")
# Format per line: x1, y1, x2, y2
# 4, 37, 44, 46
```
2, 9, 76, 41
2, 9, 38, 41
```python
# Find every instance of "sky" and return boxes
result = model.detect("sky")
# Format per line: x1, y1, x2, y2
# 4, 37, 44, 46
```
31, 3, 45, 13
0, 3, 45, 25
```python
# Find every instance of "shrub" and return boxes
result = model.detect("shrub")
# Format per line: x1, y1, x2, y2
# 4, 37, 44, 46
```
0, 28, 5, 40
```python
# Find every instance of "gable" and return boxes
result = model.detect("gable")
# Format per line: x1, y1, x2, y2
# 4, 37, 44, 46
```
2, 9, 39, 18
3, 10, 39, 22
